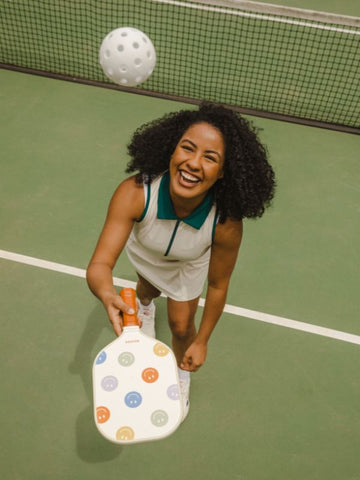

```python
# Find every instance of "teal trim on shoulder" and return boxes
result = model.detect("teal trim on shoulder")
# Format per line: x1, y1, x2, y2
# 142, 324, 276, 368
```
157, 172, 214, 230
138, 181, 151, 222
157, 173, 176, 221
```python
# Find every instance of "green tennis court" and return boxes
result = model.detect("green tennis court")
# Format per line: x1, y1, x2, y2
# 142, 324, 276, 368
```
1, 0, 360, 477
1, 66, 359, 479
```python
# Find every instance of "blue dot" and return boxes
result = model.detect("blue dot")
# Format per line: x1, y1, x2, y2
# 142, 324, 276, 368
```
125, 391, 142, 408
96, 351, 107, 365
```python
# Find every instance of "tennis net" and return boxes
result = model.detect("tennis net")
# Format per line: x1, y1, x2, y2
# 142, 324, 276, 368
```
1, 0, 359, 133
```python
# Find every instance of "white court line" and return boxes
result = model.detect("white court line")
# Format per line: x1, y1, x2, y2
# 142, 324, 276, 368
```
153, 0, 360, 35
1, 248, 360, 346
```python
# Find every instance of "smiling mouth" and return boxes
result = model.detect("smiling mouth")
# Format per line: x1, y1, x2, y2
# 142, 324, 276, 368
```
179, 171, 201, 184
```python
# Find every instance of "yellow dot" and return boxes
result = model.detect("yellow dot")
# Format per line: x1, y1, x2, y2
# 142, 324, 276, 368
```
153, 342, 169, 357
116, 426, 135, 441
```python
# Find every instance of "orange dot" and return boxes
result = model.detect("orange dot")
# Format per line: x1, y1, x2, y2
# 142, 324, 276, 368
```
142, 367, 159, 383
96, 406, 110, 424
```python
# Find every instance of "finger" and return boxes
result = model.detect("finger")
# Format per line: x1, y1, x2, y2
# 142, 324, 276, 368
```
181, 357, 203, 372
106, 305, 124, 336
111, 317, 123, 336
180, 363, 190, 371
180, 355, 192, 371
114, 297, 136, 315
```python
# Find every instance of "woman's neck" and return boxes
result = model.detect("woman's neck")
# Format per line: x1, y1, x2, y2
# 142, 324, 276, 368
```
170, 191, 207, 219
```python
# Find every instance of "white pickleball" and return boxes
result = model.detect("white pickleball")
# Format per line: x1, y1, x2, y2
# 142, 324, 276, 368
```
99, 27, 156, 87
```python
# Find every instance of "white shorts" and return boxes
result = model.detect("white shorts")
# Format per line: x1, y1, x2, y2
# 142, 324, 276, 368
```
125, 237, 210, 301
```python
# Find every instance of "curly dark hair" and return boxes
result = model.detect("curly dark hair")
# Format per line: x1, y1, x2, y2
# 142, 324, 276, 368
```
126, 102, 275, 222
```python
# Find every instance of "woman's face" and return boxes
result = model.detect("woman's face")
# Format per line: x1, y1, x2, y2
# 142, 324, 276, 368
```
169, 122, 225, 204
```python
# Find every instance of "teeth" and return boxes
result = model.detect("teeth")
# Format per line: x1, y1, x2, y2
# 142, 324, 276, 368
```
180, 171, 200, 183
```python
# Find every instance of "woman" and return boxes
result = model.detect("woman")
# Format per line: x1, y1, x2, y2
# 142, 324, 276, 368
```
86, 102, 275, 419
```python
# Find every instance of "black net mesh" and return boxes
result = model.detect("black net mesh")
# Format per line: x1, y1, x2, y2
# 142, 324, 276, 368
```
1, 0, 359, 131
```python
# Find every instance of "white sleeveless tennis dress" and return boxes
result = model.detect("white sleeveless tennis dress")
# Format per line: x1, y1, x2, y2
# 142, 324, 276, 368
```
125, 172, 218, 301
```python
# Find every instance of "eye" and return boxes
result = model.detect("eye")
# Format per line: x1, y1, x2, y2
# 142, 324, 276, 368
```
181, 145, 193, 151
205, 155, 217, 162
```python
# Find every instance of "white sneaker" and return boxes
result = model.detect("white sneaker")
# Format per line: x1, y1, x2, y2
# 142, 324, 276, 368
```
179, 376, 190, 421
137, 301, 156, 338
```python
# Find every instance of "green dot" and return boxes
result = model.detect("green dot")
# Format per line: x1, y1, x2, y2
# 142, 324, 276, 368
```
151, 410, 169, 427
118, 352, 135, 367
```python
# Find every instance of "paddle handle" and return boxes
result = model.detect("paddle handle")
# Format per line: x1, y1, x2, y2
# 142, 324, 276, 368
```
120, 288, 139, 327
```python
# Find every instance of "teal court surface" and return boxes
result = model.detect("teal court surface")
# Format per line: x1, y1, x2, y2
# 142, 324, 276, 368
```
1, 68, 359, 479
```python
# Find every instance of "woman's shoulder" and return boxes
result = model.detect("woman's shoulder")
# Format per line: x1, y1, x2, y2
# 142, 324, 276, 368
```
213, 217, 243, 247
109, 175, 145, 221
113, 174, 144, 195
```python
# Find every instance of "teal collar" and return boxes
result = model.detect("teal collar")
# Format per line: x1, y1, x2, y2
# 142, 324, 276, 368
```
157, 172, 213, 229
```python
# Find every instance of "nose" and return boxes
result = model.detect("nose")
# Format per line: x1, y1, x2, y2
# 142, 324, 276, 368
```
186, 151, 201, 171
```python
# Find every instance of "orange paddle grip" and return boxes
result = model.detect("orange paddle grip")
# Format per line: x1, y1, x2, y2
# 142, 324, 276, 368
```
120, 288, 139, 327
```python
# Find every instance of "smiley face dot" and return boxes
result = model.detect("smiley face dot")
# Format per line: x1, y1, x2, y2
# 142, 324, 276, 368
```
167, 384, 180, 400
151, 410, 169, 427
116, 426, 135, 441
118, 352, 135, 367
142, 367, 159, 383
101, 375, 118, 392
96, 351, 107, 364
96, 406, 110, 423
153, 342, 169, 357
125, 391, 142, 408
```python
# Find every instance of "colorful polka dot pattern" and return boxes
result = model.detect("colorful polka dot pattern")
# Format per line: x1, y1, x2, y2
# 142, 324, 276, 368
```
93, 336, 182, 444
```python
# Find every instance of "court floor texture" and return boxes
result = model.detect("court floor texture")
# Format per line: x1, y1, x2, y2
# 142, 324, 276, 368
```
1, 68, 359, 480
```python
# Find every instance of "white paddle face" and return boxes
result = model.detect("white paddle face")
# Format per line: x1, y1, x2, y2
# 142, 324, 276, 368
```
93, 326, 183, 444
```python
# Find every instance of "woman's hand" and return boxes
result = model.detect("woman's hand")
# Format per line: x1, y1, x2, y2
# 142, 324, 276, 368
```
102, 292, 136, 336
180, 341, 208, 372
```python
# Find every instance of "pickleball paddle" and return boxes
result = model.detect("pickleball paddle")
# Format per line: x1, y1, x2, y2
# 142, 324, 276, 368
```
92, 288, 183, 444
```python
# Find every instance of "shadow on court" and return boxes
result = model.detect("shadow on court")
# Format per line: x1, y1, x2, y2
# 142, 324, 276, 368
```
69, 304, 123, 463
